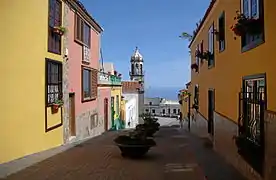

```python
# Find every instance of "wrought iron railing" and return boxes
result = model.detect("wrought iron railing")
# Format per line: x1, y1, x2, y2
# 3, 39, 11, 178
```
110, 75, 121, 85
237, 90, 265, 175
98, 72, 121, 86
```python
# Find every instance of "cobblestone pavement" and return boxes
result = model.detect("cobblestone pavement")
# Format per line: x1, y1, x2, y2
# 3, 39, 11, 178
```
3, 125, 247, 180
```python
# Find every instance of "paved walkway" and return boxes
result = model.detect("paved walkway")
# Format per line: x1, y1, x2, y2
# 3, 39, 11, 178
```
3, 125, 247, 180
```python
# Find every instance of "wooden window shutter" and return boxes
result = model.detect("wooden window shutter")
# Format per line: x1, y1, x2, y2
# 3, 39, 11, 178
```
91, 68, 98, 99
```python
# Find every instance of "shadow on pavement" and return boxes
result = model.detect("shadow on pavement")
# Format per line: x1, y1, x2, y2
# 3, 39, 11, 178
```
184, 131, 248, 180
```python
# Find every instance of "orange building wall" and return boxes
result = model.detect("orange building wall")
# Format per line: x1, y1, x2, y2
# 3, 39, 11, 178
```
190, 0, 276, 123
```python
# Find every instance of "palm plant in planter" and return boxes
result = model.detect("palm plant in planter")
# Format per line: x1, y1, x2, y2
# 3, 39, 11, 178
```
53, 26, 67, 36
138, 114, 160, 137
230, 11, 262, 37
191, 63, 198, 72
114, 113, 159, 158
51, 99, 63, 114
114, 130, 156, 158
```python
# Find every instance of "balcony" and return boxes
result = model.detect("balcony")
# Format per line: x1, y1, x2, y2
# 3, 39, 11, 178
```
98, 72, 121, 86
110, 75, 121, 85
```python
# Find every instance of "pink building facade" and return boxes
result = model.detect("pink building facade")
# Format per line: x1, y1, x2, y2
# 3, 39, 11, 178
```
66, 1, 104, 141
97, 87, 111, 131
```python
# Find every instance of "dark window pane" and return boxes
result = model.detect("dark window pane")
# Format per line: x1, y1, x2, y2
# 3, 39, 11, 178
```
46, 60, 62, 105
83, 23, 90, 46
83, 69, 91, 98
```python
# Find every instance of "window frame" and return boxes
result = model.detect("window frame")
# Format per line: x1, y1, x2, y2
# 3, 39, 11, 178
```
240, 0, 264, 52
208, 23, 215, 68
48, 0, 62, 55
45, 59, 63, 107
75, 14, 91, 48
218, 11, 226, 52
81, 66, 97, 102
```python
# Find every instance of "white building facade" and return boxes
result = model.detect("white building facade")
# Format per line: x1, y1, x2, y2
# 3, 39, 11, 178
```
144, 97, 180, 117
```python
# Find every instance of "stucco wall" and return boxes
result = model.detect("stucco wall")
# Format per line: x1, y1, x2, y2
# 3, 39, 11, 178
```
67, 6, 100, 140
124, 94, 139, 128
0, 0, 64, 163
190, 0, 276, 123
98, 87, 111, 130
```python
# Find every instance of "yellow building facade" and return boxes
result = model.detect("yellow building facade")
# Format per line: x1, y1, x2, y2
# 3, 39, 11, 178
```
0, 0, 65, 163
187, 0, 276, 179
111, 86, 122, 118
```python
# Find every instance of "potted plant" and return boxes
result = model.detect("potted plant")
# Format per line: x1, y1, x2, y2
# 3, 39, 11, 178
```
137, 115, 160, 137
200, 51, 212, 61
53, 26, 67, 36
230, 11, 262, 37
51, 99, 63, 114
195, 50, 204, 59
114, 130, 156, 158
191, 63, 198, 72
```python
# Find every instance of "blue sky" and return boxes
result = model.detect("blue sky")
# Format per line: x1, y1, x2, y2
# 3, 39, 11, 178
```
81, 0, 210, 88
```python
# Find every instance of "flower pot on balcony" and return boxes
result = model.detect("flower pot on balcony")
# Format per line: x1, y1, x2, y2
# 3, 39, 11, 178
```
53, 26, 66, 36
231, 11, 262, 37
51, 99, 63, 114
51, 104, 59, 114
191, 63, 198, 72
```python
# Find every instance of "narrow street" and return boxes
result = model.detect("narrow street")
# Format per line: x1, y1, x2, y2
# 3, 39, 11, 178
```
3, 118, 246, 180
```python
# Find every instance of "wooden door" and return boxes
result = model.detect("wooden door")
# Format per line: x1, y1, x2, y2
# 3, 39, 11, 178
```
69, 93, 76, 136
208, 89, 215, 136
104, 98, 109, 131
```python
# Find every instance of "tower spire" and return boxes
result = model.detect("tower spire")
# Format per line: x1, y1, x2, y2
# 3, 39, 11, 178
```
130, 47, 144, 82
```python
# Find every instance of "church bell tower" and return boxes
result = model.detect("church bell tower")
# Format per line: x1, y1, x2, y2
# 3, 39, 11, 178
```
129, 47, 144, 83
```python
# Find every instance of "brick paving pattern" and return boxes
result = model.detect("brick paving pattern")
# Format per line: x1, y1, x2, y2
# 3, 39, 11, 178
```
3, 126, 246, 180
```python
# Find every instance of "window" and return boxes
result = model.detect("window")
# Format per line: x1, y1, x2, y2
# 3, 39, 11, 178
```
238, 74, 266, 175
149, 102, 152, 105
48, 0, 62, 54
82, 67, 97, 101
152, 109, 155, 114
241, 0, 264, 51
75, 14, 91, 47
46, 59, 62, 106
173, 109, 176, 114
168, 109, 170, 114
196, 44, 199, 66
163, 109, 165, 114
146, 109, 149, 112
218, 12, 226, 52
208, 24, 215, 68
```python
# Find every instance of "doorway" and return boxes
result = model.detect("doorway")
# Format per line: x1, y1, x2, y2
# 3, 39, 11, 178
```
208, 89, 215, 136
111, 96, 115, 128
69, 93, 76, 137
104, 98, 109, 131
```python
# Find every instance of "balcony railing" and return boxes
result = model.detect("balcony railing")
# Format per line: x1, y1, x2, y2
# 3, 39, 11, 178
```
98, 72, 121, 86
110, 75, 121, 85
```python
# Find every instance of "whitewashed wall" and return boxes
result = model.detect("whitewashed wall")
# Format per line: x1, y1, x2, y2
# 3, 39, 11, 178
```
124, 93, 139, 129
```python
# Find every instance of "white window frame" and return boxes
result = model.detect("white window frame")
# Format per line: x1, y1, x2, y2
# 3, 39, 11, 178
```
208, 25, 214, 54
195, 44, 199, 65
241, 0, 259, 19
